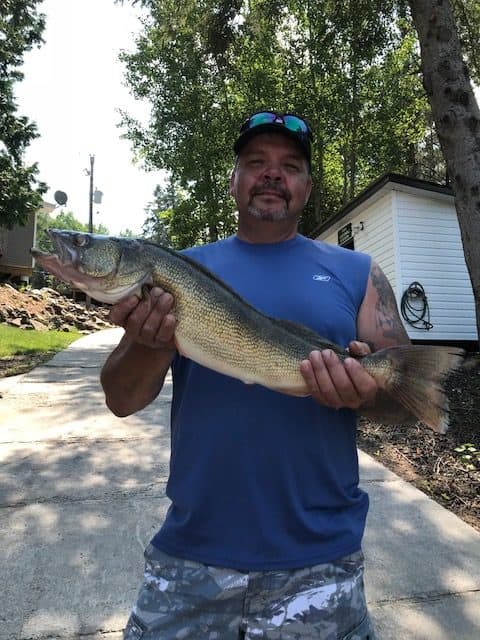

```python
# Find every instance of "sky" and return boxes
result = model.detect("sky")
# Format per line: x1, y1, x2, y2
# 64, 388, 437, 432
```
15, 0, 163, 236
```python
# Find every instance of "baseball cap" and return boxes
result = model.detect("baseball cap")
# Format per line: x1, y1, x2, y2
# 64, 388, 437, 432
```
233, 111, 313, 169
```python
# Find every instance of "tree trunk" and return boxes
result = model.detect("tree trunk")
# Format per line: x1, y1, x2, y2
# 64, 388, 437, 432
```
408, 0, 480, 344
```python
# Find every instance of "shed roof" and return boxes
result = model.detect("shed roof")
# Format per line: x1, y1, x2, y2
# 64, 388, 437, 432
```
311, 173, 454, 237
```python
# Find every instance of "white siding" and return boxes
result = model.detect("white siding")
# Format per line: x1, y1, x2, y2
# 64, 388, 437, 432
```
320, 228, 339, 245
317, 193, 397, 288
396, 191, 476, 341
353, 193, 396, 289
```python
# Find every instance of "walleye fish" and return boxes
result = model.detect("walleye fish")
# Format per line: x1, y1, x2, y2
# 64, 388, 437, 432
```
31, 229, 465, 433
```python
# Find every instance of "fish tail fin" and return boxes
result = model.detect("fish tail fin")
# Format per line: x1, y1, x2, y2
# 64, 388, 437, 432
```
372, 345, 465, 433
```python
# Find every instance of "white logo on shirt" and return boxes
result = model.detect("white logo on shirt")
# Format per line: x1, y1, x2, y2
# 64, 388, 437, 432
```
312, 274, 331, 282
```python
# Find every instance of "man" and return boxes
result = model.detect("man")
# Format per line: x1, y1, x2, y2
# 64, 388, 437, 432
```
101, 111, 410, 639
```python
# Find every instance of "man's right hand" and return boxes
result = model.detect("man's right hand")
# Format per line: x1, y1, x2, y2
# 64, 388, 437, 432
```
108, 286, 177, 351
101, 287, 177, 416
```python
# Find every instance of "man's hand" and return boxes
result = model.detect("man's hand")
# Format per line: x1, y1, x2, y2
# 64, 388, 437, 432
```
108, 286, 176, 351
300, 341, 378, 410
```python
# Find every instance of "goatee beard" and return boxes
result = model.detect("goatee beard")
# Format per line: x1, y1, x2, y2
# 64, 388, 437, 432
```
247, 181, 292, 221
247, 204, 289, 222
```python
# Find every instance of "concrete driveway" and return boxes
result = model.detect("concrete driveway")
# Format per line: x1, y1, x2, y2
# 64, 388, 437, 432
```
0, 328, 479, 639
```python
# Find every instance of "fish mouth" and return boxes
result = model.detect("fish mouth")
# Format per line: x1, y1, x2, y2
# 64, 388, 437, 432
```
31, 229, 84, 284
30, 249, 89, 289
48, 228, 80, 266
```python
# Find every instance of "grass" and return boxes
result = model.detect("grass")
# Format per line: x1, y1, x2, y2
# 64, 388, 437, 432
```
0, 325, 80, 358
0, 325, 81, 377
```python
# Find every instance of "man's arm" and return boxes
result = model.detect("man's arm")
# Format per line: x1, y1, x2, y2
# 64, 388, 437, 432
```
100, 287, 177, 417
300, 260, 414, 421
357, 260, 410, 350
356, 261, 417, 424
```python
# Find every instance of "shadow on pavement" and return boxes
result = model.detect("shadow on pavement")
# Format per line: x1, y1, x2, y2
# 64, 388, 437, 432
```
0, 329, 479, 639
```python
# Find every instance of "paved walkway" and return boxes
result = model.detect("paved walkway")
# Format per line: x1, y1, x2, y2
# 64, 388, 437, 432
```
0, 329, 479, 640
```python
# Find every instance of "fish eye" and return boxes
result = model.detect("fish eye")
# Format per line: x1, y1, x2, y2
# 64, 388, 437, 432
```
74, 234, 88, 247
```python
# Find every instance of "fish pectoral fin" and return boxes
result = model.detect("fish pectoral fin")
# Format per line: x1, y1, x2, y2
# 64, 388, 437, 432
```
269, 317, 342, 353
140, 284, 151, 299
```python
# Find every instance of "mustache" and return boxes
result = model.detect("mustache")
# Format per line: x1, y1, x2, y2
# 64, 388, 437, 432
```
250, 182, 291, 202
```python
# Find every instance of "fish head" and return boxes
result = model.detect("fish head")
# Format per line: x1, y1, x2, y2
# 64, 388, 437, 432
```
31, 229, 152, 304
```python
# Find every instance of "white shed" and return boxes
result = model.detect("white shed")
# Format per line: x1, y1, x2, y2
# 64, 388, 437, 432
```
313, 173, 477, 345
0, 201, 55, 280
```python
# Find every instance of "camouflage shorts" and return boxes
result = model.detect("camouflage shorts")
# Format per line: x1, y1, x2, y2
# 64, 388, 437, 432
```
123, 544, 376, 640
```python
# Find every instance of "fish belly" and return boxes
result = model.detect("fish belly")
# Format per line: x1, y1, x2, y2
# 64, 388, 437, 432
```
175, 329, 309, 396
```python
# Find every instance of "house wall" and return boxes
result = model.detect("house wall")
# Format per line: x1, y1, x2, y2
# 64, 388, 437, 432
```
0, 202, 54, 279
352, 192, 397, 290
316, 186, 477, 343
395, 191, 476, 342
318, 192, 397, 288
0, 212, 36, 277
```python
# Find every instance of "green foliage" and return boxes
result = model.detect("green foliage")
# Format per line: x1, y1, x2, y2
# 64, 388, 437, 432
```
120, 0, 241, 247
142, 183, 175, 247
454, 443, 480, 471
356, 20, 434, 182
141, 181, 215, 248
450, 0, 480, 83
121, 1, 451, 241
0, 0, 48, 230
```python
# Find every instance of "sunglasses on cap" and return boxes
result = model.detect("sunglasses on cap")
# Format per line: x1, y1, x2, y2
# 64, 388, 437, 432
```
239, 111, 313, 140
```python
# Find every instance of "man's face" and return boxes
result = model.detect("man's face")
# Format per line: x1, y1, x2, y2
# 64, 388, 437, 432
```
230, 133, 312, 223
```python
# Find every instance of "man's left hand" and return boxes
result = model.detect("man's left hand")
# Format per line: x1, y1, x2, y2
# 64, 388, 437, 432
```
300, 341, 378, 410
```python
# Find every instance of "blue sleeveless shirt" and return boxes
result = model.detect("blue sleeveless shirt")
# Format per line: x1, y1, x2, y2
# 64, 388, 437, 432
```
151, 234, 371, 571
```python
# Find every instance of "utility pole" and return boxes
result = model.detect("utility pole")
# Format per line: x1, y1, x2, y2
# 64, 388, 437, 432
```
86, 154, 95, 308
85, 154, 103, 309
88, 154, 94, 233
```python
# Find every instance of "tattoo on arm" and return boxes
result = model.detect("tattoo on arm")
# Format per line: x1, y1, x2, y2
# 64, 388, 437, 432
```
369, 263, 409, 345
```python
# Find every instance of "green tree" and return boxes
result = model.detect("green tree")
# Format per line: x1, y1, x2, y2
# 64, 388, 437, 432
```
356, 19, 434, 181
450, 0, 480, 84
121, 1, 480, 243
120, 0, 241, 247
276, 0, 415, 225
142, 183, 177, 247
0, 0, 47, 230
121, 1, 428, 238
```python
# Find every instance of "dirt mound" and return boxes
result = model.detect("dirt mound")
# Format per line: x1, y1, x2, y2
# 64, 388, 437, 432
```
0, 283, 112, 333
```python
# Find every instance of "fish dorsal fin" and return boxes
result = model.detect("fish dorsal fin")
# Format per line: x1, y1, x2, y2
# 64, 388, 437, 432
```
269, 317, 343, 353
